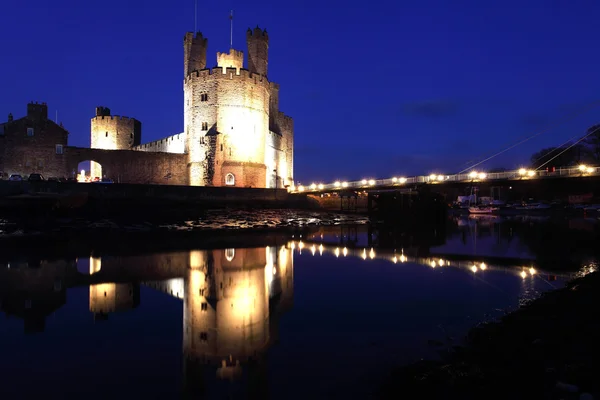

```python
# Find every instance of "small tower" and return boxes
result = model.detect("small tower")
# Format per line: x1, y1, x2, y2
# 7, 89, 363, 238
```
246, 27, 269, 76
217, 49, 244, 72
184, 32, 208, 77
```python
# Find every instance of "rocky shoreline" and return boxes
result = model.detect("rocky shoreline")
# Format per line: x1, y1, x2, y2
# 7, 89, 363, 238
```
0, 209, 369, 258
378, 268, 599, 400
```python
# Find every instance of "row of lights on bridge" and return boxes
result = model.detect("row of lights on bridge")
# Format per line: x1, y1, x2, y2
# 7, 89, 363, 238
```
292, 164, 596, 193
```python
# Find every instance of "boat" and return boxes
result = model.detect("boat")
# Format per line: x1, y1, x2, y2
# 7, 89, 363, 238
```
467, 187, 498, 214
469, 206, 495, 214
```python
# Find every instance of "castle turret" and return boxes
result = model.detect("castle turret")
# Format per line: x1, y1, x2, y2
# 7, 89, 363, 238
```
246, 27, 269, 77
184, 32, 208, 77
91, 106, 141, 151
217, 49, 244, 72
90, 106, 142, 178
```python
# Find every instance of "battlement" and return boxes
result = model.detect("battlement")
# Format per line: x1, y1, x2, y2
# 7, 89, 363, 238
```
184, 67, 271, 87
183, 31, 207, 45
95, 106, 111, 117
92, 115, 137, 122
217, 48, 244, 70
269, 82, 280, 91
247, 26, 269, 40
27, 101, 48, 120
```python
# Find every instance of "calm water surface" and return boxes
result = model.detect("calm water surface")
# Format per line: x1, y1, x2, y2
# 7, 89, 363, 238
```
0, 215, 594, 399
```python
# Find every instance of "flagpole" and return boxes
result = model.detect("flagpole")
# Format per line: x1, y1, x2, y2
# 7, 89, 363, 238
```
230, 10, 233, 49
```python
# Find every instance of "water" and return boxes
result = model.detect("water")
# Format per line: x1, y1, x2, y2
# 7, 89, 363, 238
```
0, 213, 595, 399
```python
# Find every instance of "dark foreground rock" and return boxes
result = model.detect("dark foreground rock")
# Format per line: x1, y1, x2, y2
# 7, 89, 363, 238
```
378, 270, 600, 400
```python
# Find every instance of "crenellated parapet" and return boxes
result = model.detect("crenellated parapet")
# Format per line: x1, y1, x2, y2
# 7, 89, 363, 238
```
132, 132, 186, 154
92, 115, 137, 122
184, 67, 271, 89
216, 49, 244, 70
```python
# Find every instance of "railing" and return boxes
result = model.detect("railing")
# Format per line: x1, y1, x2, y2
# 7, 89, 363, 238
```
292, 165, 599, 194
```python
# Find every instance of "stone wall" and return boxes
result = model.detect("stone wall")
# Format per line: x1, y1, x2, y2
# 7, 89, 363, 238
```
132, 132, 186, 154
184, 67, 270, 187
65, 147, 188, 185
91, 114, 141, 150
0, 107, 69, 179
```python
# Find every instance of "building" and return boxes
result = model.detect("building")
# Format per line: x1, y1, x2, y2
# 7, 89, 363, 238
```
0, 26, 294, 188
0, 102, 69, 179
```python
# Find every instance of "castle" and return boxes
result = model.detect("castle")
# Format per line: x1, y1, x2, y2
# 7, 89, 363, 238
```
0, 26, 294, 188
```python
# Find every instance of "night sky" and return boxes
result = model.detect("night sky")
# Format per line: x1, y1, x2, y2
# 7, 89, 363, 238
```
2, 0, 600, 184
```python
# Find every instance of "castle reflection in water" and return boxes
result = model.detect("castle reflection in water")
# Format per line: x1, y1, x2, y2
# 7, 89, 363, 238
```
0, 244, 293, 395
0, 219, 585, 396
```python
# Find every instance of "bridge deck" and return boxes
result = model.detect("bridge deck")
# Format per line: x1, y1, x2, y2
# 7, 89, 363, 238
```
294, 165, 598, 194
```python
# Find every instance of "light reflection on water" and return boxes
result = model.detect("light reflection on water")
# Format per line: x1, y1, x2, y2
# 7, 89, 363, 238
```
0, 218, 594, 399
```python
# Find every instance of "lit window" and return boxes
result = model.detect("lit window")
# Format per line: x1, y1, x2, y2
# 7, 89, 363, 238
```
27, 127, 34, 136
225, 173, 235, 186
225, 248, 235, 260
55, 144, 63, 155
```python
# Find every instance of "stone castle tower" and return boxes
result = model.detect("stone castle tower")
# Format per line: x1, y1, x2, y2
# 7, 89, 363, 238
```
89, 106, 142, 178
183, 27, 294, 188
83, 25, 293, 188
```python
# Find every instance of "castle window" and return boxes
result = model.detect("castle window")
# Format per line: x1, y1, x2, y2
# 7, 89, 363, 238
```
130, 133, 133, 138
201, 122, 208, 131
225, 248, 235, 260
199, 332, 208, 341
200, 136, 205, 144
27, 128, 34, 137
225, 173, 235, 186
55, 144, 63, 155
201, 93, 208, 102
220, 144, 223, 152
201, 302, 208, 311
229, 148, 232, 156
105, 132, 108, 137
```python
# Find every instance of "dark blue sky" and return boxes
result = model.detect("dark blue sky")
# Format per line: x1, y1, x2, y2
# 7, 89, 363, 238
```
2, 0, 600, 184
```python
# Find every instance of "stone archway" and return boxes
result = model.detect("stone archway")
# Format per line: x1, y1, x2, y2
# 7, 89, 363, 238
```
77, 160, 102, 182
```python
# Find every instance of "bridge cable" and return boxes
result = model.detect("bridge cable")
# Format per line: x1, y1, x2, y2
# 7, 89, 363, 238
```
456, 100, 600, 174
533, 124, 600, 171
529, 133, 580, 166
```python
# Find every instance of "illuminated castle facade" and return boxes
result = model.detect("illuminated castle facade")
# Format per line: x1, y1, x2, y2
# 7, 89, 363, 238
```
87, 27, 294, 188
